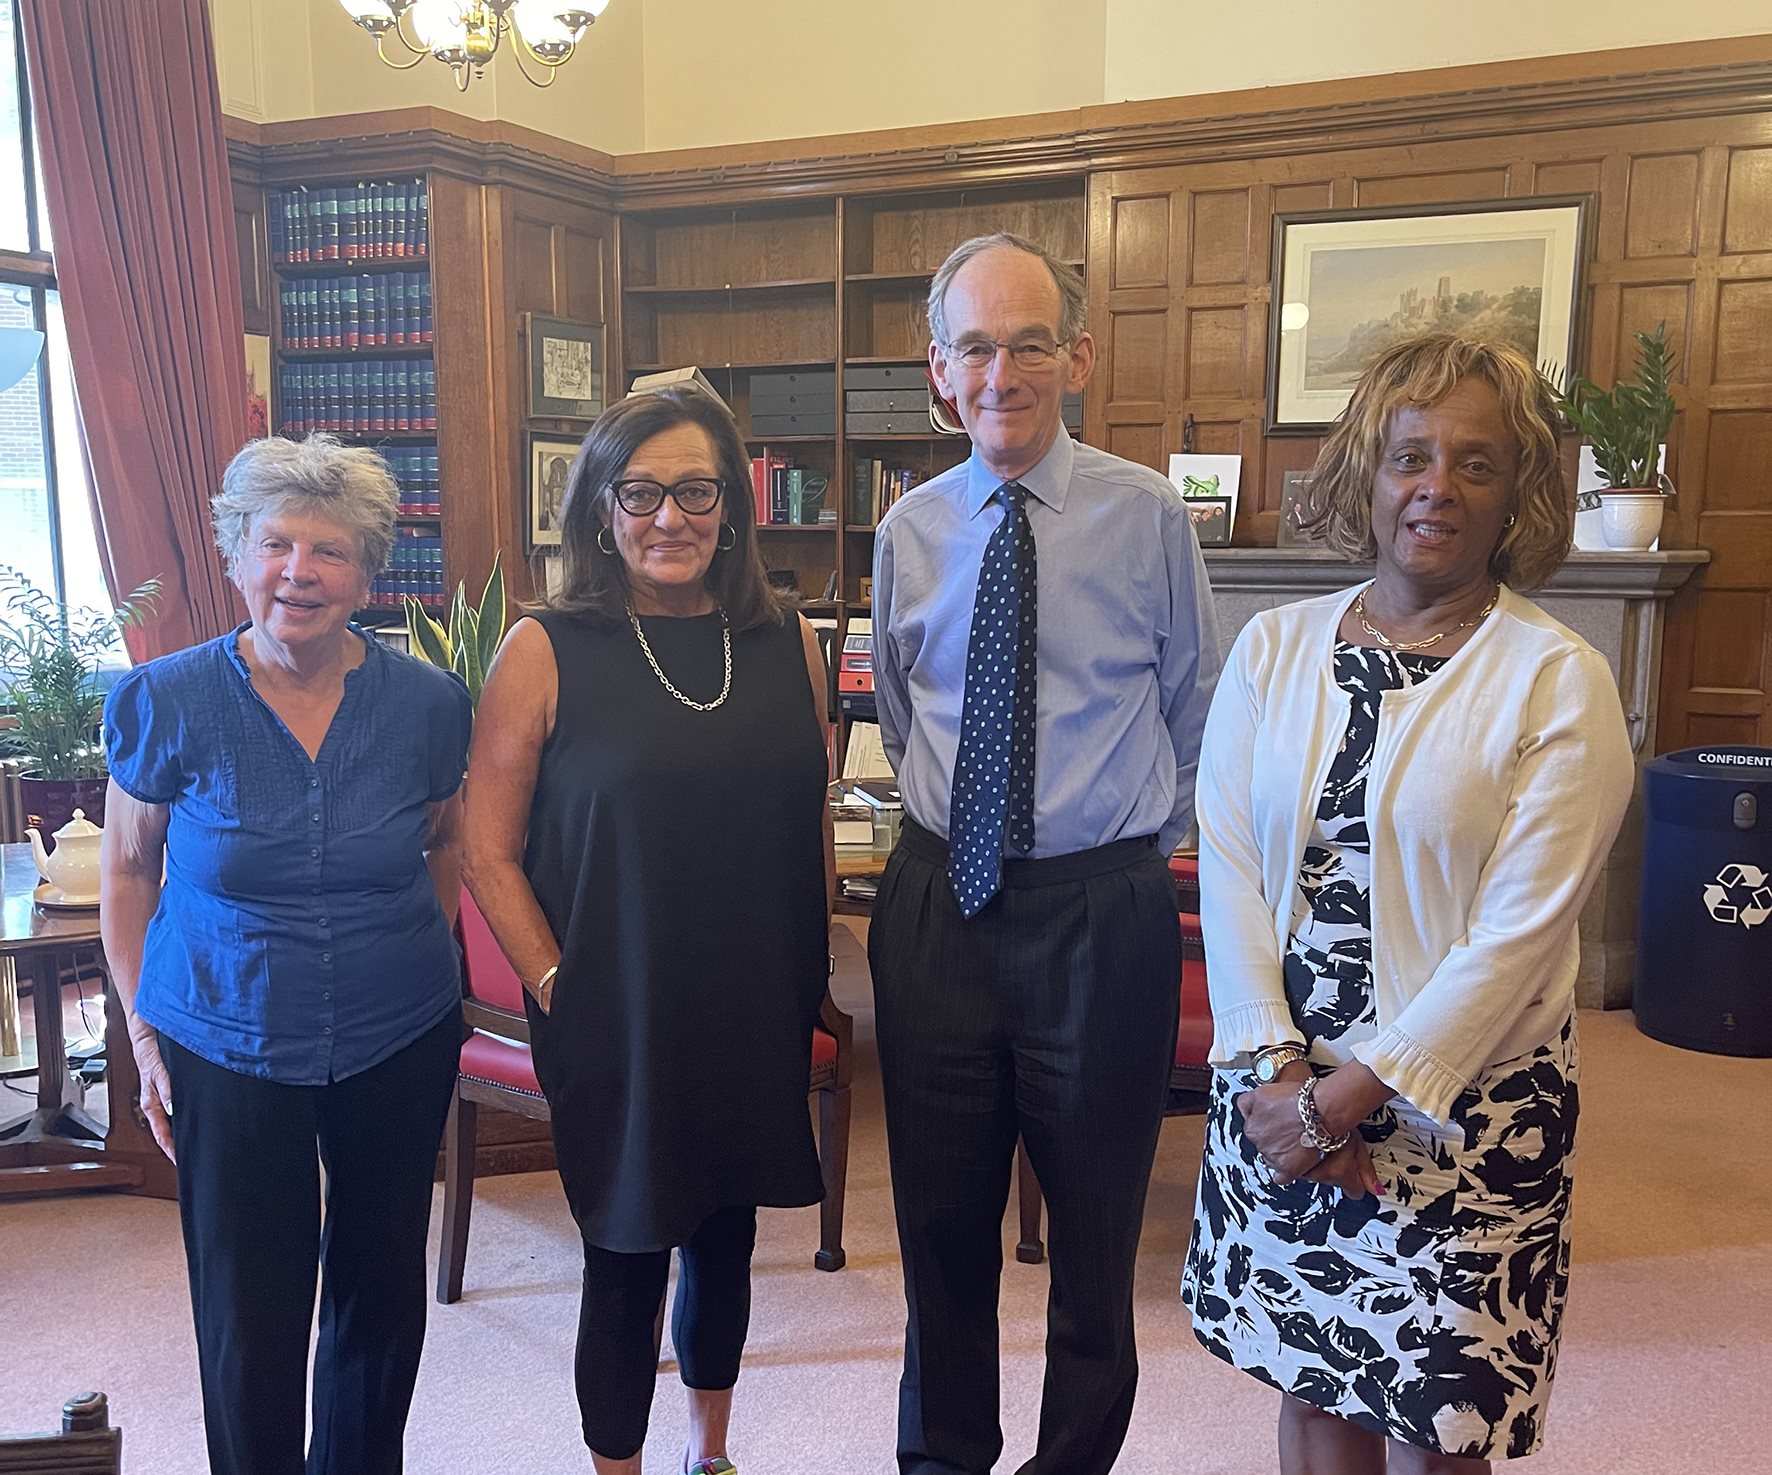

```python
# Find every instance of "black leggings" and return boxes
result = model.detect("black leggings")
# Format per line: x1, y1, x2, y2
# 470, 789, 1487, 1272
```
576, 1204, 759, 1460
158, 1013, 459, 1475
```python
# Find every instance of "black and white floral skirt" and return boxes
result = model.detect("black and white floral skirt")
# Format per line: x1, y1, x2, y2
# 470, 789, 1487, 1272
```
1181, 1011, 1580, 1460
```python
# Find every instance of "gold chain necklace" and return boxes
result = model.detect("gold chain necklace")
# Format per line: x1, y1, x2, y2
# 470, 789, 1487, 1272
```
627, 605, 732, 711
1353, 586, 1498, 652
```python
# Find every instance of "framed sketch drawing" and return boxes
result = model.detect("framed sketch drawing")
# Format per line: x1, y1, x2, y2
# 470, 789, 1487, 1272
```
1266, 198, 1588, 433
526, 431, 579, 552
527, 314, 605, 421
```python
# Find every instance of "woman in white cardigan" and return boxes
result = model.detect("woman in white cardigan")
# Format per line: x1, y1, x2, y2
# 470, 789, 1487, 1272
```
1182, 335, 1634, 1473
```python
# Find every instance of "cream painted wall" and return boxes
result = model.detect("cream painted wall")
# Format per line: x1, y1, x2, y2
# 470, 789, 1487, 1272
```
637, 0, 1107, 152
208, 0, 646, 154
208, 1, 1772, 154
209, 0, 318, 123
1101, 0, 1772, 102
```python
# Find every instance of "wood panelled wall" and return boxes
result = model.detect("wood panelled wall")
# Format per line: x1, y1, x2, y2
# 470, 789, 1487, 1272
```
490, 184, 617, 600
227, 37, 1772, 748
1087, 117, 1772, 749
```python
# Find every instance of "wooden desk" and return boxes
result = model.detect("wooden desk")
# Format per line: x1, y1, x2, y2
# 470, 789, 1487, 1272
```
0, 844, 175, 1199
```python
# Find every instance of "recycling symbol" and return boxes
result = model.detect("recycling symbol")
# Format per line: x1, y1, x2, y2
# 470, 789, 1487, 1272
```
1702, 863, 1772, 928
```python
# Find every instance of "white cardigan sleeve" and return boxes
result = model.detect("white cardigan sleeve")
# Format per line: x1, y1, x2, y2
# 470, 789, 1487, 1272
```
1352, 648, 1634, 1122
1197, 621, 1300, 1062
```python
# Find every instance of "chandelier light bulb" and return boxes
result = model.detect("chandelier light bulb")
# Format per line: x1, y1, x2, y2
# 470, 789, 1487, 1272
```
338, 0, 397, 29
512, 0, 575, 54
345, 0, 610, 89
406, 0, 460, 50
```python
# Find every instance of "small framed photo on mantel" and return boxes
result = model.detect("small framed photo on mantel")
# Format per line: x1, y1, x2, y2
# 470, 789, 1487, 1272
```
1168, 453, 1242, 541
1185, 496, 1234, 548
526, 430, 580, 554
526, 313, 605, 422
1276, 471, 1326, 549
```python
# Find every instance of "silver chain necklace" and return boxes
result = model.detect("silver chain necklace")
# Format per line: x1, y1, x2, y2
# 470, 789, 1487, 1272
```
627, 604, 732, 711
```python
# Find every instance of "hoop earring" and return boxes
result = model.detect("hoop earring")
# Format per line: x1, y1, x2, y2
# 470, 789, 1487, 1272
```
716, 523, 736, 552
1503, 513, 1517, 530
596, 525, 617, 555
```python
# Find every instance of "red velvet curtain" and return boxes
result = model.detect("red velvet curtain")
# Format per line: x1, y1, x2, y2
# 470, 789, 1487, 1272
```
20, 0, 247, 659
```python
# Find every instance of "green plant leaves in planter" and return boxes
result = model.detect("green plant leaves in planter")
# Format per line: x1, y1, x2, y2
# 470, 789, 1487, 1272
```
0, 566, 162, 780
1555, 320, 1677, 491
403, 557, 505, 708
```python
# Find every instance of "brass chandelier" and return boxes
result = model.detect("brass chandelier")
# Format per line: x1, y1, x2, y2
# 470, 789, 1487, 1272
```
338, 1, 612, 91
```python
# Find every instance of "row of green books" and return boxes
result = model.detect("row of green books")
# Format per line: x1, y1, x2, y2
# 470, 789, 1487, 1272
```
271, 179, 429, 264
384, 445, 441, 517
278, 359, 438, 436
280, 273, 432, 350
367, 530, 444, 608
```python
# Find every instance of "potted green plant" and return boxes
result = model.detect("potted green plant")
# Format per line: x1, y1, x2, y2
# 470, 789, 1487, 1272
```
1555, 321, 1677, 551
403, 558, 505, 708
403, 560, 506, 974
0, 566, 161, 843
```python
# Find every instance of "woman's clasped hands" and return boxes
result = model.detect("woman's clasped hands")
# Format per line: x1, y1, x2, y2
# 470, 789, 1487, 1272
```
1233, 1071, 1386, 1198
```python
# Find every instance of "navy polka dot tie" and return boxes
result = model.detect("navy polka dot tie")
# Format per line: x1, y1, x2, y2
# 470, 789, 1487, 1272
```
948, 482, 1038, 919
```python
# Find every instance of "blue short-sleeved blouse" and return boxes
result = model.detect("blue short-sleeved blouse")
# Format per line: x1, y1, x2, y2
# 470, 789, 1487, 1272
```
103, 624, 473, 1084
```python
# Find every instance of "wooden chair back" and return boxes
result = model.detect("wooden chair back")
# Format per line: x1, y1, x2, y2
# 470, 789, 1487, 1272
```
0, 1392, 123, 1474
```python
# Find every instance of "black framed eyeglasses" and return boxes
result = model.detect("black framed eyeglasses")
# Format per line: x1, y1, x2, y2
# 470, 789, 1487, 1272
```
611, 478, 726, 516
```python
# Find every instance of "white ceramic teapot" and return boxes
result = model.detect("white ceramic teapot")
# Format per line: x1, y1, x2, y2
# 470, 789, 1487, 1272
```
27, 808, 103, 902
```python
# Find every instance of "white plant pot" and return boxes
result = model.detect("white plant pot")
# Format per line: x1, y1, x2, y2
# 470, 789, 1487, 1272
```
1600, 492, 1665, 552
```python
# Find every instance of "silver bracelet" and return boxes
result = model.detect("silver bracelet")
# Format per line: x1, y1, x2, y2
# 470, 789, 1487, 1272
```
1296, 1075, 1350, 1154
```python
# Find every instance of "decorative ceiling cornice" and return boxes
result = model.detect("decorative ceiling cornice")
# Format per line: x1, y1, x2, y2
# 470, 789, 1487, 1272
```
226, 41, 1772, 208
226, 111, 621, 209
1072, 55, 1772, 172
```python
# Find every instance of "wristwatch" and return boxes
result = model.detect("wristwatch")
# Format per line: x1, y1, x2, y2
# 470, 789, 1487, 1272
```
1252, 1043, 1307, 1084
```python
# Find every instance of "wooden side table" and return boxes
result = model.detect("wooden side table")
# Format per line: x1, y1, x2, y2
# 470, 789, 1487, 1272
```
0, 843, 175, 1199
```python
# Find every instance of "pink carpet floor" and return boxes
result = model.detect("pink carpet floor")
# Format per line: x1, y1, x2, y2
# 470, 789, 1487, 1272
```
3, 921, 1766, 1472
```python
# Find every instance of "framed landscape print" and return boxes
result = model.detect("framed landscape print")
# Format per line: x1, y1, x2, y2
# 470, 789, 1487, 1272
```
1265, 198, 1588, 433
526, 313, 605, 421
526, 431, 579, 552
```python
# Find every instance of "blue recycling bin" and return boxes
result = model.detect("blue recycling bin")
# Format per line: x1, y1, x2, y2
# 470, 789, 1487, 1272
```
1634, 745, 1772, 1056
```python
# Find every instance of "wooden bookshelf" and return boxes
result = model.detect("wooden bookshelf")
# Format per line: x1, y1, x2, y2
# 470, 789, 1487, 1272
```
619, 181, 1086, 761
266, 176, 446, 619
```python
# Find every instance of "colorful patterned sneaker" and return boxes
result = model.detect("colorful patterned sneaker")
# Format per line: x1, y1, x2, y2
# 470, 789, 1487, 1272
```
686, 1460, 737, 1475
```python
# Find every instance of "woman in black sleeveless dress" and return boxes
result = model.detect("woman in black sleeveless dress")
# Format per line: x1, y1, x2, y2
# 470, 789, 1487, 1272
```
463, 388, 833, 1475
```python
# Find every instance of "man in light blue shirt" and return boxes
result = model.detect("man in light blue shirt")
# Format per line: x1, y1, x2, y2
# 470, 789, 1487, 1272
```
869, 232, 1220, 1475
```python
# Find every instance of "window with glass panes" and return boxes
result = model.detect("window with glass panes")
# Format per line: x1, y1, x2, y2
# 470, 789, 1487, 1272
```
0, 0, 118, 660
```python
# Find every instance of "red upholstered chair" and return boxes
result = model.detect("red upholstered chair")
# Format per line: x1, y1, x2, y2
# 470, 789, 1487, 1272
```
436, 892, 855, 1304
1014, 855, 1209, 1264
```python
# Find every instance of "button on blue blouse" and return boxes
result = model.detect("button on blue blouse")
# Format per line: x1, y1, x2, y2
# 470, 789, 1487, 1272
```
104, 625, 473, 1085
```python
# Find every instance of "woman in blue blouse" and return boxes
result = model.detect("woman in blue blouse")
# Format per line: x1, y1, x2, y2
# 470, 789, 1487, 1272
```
99, 433, 473, 1475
